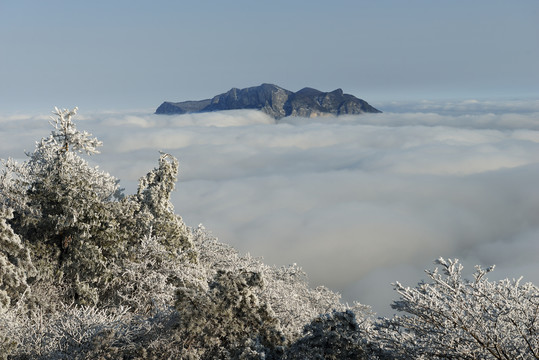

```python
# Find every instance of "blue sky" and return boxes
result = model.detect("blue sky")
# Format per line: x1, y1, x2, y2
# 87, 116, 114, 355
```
1, 0, 538, 113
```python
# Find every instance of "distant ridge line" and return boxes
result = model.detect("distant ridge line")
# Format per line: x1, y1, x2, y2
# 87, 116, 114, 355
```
155, 83, 381, 119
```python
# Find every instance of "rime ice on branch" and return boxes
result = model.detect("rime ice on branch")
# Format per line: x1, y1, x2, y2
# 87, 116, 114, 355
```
372, 258, 539, 359
49, 107, 102, 154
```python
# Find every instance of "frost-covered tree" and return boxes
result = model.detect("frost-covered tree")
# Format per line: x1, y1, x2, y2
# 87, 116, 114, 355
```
0, 108, 140, 304
373, 258, 539, 359
0, 207, 35, 312
106, 231, 205, 314
285, 310, 370, 360
134, 152, 192, 253
191, 225, 359, 340
175, 269, 285, 359
0, 107, 194, 305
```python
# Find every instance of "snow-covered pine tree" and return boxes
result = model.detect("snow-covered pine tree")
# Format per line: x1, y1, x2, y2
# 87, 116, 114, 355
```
285, 310, 369, 360
1, 108, 148, 304
134, 152, 192, 254
174, 269, 285, 359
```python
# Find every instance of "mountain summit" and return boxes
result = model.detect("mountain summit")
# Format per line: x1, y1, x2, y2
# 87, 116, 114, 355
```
155, 84, 381, 119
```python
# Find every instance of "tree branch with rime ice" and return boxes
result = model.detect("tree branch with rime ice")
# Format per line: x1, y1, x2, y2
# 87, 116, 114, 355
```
49, 107, 102, 155
372, 257, 539, 359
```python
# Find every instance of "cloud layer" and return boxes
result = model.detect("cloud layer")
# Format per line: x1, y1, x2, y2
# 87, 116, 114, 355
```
2, 100, 539, 315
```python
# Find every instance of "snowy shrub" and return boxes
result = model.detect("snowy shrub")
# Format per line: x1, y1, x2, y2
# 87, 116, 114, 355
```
174, 269, 285, 359
105, 231, 206, 314
373, 257, 539, 359
0, 207, 35, 312
0, 107, 193, 306
0, 108, 137, 304
2, 302, 147, 359
134, 152, 193, 254
191, 225, 354, 340
285, 309, 371, 360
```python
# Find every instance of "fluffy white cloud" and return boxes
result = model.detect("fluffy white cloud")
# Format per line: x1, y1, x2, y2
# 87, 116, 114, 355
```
3, 101, 539, 316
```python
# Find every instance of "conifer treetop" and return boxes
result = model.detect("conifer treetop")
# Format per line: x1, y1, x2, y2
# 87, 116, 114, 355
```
49, 107, 102, 155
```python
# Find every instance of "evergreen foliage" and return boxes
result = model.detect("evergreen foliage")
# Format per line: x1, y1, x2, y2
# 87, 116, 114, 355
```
134, 152, 193, 253
0, 108, 192, 306
191, 224, 355, 340
0, 207, 35, 312
175, 270, 285, 359
1, 108, 137, 304
285, 310, 369, 360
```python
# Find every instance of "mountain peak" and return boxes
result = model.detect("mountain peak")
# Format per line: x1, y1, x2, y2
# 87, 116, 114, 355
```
155, 84, 381, 119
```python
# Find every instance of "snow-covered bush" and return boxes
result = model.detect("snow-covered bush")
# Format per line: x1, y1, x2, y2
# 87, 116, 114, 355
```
285, 310, 370, 360
0, 207, 35, 312
373, 258, 539, 359
104, 231, 206, 314
0, 108, 193, 306
175, 269, 285, 359
1, 108, 136, 304
135, 152, 193, 254
0, 300, 167, 360
191, 225, 354, 340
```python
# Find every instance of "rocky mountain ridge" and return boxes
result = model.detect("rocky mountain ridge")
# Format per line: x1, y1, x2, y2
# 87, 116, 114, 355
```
155, 84, 381, 119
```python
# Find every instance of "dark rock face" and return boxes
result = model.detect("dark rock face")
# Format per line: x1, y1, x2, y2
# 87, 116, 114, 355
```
203, 84, 293, 119
155, 99, 212, 115
155, 84, 381, 119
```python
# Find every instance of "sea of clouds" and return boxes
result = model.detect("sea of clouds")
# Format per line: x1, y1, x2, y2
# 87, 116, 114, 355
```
2, 99, 539, 316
